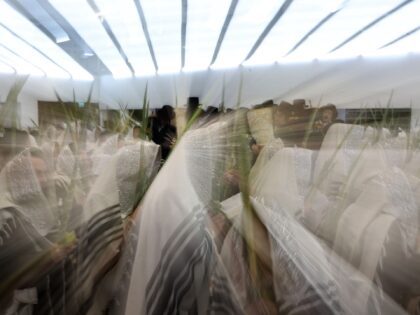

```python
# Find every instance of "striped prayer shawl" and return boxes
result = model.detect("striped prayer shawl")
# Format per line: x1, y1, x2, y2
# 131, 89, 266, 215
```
34, 203, 123, 315
144, 206, 211, 315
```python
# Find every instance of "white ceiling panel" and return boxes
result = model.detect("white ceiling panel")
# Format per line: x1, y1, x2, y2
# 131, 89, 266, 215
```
50, 0, 132, 78
94, 0, 156, 76
289, 0, 406, 60
140, 0, 182, 73
183, 0, 231, 71
212, 0, 286, 68
0, 1, 93, 79
245, 0, 347, 65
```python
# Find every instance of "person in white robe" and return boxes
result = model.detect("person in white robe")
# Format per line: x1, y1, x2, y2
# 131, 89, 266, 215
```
0, 148, 65, 313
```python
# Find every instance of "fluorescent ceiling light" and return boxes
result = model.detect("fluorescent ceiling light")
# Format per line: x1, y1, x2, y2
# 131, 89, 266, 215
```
93, 0, 156, 76
183, 0, 231, 71
50, 0, 132, 78
0, 26, 70, 78
246, 0, 348, 66
0, 2, 92, 80
212, 0, 285, 68
83, 52, 95, 58
289, 0, 404, 61
140, 0, 182, 73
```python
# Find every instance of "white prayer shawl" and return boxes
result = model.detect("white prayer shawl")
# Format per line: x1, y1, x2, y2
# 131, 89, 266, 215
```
124, 122, 232, 315
77, 141, 160, 312
333, 161, 418, 312
91, 134, 120, 176
56, 145, 76, 179
248, 137, 284, 183
247, 107, 275, 145
381, 132, 408, 169
0, 149, 57, 237
251, 147, 313, 217
308, 124, 384, 243
334, 156, 418, 264
0, 150, 55, 314
40, 142, 56, 173
333, 175, 389, 267
116, 142, 160, 216
312, 123, 375, 195
83, 141, 160, 222
252, 197, 406, 315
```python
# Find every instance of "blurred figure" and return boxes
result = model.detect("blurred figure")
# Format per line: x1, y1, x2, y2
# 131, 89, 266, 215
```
186, 97, 200, 122
0, 128, 31, 171
133, 125, 142, 139
307, 104, 343, 150
314, 104, 343, 135
0, 148, 69, 312
152, 105, 177, 160
273, 101, 293, 140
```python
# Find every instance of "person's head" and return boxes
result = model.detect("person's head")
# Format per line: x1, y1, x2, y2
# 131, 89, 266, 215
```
157, 105, 175, 125
187, 97, 200, 121
29, 148, 49, 195
274, 101, 292, 127
133, 126, 141, 139
321, 104, 338, 124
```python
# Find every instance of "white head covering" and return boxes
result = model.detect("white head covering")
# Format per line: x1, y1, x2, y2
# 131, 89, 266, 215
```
0, 149, 57, 237
98, 134, 120, 155
307, 124, 385, 242
84, 140, 160, 221
91, 134, 121, 176
247, 107, 275, 145
312, 123, 375, 193
251, 147, 314, 216
381, 131, 408, 168
56, 145, 76, 178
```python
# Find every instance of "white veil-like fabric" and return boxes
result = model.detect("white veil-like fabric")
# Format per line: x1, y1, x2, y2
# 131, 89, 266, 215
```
249, 138, 284, 183
83, 140, 160, 221
247, 107, 275, 145
251, 147, 314, 216
117, 116, 414, 315
122, 120, 236, 315
0, 149, 57, 237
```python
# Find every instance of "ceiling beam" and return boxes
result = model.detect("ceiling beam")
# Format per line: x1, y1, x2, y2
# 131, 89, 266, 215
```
380, 25, 420, 49
8, 0, 111, 76
0, 22, 72, 78
210, 0, 239, 65
244, 0, 294, 61
181, 0, 187, 68
286, 8, 342, 57
0, 44, 46, 75
86, 0, 135, 75
0, 59, 17, 73
133, 0, 158, 71
330, 0, 415, 53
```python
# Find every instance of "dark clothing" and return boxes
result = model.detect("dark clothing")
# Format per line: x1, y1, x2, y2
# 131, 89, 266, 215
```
152, 124, 177, 160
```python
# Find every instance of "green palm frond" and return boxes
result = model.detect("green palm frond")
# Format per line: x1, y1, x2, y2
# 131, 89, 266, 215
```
0, 75, 29, 130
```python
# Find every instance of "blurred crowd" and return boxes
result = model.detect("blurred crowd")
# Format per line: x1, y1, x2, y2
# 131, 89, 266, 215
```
2, 96, 417, 314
